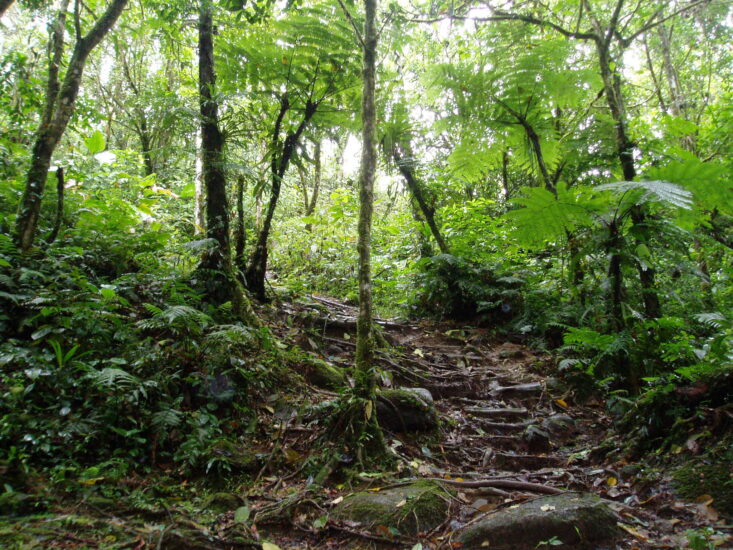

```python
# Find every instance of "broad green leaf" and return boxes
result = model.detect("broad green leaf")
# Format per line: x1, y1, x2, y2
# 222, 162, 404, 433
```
234, 504, 250, 523
84, 130, 106, 154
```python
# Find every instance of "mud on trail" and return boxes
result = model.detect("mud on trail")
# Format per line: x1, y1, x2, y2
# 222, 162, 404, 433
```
2, 295, 729, 549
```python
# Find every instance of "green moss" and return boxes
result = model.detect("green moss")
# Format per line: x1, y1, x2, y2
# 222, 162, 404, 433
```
294, 354, 347, 389
673, 446, 733, 517
333, 480, 451, 535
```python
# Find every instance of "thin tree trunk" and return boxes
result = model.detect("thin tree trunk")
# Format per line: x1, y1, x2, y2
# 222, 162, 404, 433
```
352, 0, 385, 462
391, 141, 449, 254
138, 119, 155, 176
306, 139, 321, 228
607, 221, 624, 331
643, 33, 668, 114
234, 174, 246, 275
46, 167, 65, 246
246, 97, 317, 300
14, 0, 129, 251
194, 128, 205, 233
596, 42, 661, 320
501, 150, 510, 200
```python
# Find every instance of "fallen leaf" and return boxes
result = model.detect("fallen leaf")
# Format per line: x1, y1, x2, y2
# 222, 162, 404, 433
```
330, 496, 344, 505
555, 399, 569, 408
395, 499, 406, 508
617, 523, 649, 541
234, 505, 250, 523
262, 543, 282, 550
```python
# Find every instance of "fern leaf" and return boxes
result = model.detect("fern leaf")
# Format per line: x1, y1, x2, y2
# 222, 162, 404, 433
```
595, 180, 693, 210
92, 367, 139, 390
505, 183, 597, 248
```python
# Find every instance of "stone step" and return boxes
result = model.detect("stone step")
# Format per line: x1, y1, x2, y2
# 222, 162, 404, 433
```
490, 452, 565, 471
465, 407, 529, 420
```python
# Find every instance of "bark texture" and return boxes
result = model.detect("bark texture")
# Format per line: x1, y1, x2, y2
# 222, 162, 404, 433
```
195, 0, 258, 325
46, 167, 65, 246
14, 0, 129, 251
352, 0, 386, 461
197, 0, 230, 276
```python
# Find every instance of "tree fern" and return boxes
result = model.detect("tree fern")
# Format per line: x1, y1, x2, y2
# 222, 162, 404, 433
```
505, 182, 599, 247
595, 180, 693, 210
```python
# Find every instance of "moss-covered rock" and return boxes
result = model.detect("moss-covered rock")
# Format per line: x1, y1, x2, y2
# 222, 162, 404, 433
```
299, 355, 347, 389
333, 480, 451, 535
376, 389, 438, 433
673, 445, 733, 518
456, 492, 620, 549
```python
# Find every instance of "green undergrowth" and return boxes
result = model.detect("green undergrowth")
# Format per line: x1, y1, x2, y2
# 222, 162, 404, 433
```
0, 236, 306, 502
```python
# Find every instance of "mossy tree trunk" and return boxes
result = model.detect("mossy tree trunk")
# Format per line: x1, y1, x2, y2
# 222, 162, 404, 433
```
351, 0, 386, 463
14, 0, 128, 251
196, 0, 258, 325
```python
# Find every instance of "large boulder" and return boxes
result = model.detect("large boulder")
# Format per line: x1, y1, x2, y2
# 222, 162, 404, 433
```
456, 492, 620, 549
376, 388, 438, 432
333, 480, 451, 536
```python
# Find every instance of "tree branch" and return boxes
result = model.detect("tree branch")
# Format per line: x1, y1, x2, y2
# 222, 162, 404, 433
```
336, 0, 364, 48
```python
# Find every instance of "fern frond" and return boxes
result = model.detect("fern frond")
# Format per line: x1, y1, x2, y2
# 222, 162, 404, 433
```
596, 180, 693, 210
152, 409, 183, 434
92, 367, 140, 390
505, 183, 599, 248
694, 312, 729, 330
206, 324, 256, 347
143, 303, 163, 316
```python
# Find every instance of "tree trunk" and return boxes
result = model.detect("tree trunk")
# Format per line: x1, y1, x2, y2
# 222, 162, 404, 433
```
197, 0, 230, 276
607, 221, 624, 331
138, 118, 155, 176
246, 97, 317, 301
391, 141, 449, 254
46, 167, 65, 246
234, 174, 246, 275
351, 0, 386, 462
196, 0, 258, 324
14, 0, 129, 251
596, 42, 661, 320
194, 128, 205, 233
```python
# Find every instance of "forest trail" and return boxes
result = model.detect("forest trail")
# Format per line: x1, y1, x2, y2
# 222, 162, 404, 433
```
257, 294, 730, 549
3, 295, 727, 549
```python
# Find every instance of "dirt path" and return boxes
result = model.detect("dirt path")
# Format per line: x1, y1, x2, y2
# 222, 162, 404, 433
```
261, 295, 730, 549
